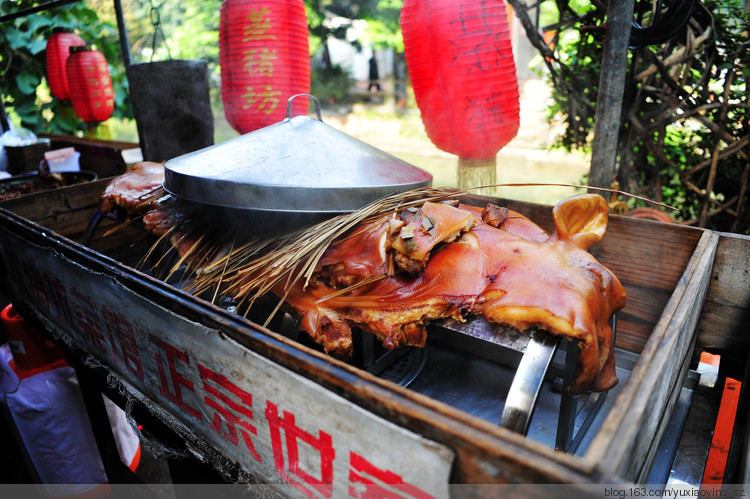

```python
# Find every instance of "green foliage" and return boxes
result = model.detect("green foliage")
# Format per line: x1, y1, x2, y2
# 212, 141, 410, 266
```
311, 63, 355, 104
543, 16, 602, 151
0, 1, 131, 134
306, 0, 403, 102
539, 0, 749, 234
359, 0, 404, 51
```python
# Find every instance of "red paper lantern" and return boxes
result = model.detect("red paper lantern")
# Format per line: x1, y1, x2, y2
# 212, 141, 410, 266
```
401, 0, 520, 161
65, 47, 115, 124
45, 30, 86, 101
219, 0, 311, 134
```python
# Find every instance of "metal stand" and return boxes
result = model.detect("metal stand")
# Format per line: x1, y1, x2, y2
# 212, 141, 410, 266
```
555, 339, 609, 453
431, 315, 615, 452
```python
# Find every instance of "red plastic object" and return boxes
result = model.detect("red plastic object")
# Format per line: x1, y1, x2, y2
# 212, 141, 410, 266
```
702, 377, 742, 489
1, 303, 66, 380
66, 46, 115, 124
401, 0, 520, 160
220, 0, 311, 134
45, 29, 87, 101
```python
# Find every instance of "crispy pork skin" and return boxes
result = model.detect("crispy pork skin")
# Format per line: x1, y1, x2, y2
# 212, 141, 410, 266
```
280, 194, 626, 395
98, 165, 625, 394
100, 161, 165, 215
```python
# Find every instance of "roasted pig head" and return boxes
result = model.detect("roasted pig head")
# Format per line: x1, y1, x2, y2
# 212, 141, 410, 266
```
279, 194, 626, 395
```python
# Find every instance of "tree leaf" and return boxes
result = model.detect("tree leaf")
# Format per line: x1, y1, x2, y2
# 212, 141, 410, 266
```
6, 27, 28, 50
28, 38, 47, 56
16, 73, 40, 95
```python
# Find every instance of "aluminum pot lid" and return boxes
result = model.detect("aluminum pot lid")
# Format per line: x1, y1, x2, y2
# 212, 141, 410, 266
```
164, 95, 433, 213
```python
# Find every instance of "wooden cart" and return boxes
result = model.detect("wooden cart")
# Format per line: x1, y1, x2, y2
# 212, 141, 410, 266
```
1, 178, 748, 495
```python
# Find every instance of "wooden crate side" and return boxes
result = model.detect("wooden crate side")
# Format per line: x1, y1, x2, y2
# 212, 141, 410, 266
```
696, 232, 750, 380
0, 178, 111, 237
592, 217, 703, 353
0, 178, 152, 263
583, 230, 719, 481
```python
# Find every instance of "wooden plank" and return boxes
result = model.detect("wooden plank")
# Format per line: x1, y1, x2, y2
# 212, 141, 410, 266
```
593, 217, 703, 352
584, 230, 719, 481
0, 177, 151, 264
696, 232, 750, 380
0, 178, 111, 237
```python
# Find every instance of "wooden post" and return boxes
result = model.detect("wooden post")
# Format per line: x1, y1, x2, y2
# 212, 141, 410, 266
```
587, 0, 636, 201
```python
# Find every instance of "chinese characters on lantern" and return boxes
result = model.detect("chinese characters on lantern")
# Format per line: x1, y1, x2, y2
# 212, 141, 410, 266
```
402, 0, 520, 161
240, 7, 281, 115
220, 0, 310, 133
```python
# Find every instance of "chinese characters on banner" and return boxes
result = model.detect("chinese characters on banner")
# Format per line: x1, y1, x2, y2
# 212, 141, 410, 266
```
0, 232, 453, 499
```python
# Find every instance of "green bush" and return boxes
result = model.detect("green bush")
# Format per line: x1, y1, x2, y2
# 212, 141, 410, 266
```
531, 0, 749, 234
0, 2, 131, 135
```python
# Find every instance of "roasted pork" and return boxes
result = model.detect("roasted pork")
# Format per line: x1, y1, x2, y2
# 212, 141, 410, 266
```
280, 194, 626, 394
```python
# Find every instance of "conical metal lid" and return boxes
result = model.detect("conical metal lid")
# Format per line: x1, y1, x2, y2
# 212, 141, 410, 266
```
164, 95, 432, 214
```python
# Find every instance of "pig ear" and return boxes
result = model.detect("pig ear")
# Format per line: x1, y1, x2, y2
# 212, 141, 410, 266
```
552, 194, 609, 249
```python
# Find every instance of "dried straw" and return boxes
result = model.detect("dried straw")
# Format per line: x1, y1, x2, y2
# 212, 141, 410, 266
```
186, 186, 464, 315
145, 182, 672, 322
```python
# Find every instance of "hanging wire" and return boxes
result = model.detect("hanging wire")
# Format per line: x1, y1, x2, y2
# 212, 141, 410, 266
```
148, 0, 172, 61
629, 0, 697, 49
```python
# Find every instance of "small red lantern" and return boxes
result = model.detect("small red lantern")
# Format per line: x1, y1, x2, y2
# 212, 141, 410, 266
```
45, 29, 87, 101
219, 0, 311, 134
65, 46, 115, 124
401, 0, 520, 163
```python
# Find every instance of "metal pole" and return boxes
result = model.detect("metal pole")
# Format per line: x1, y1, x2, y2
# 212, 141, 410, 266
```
0, 0, 81, 23
587, 0, 636, 201
113, 0, 132, 67
0, 99, 9, 133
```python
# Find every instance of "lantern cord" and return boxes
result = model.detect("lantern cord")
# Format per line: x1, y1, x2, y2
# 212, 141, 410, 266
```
148, 0, 172, 62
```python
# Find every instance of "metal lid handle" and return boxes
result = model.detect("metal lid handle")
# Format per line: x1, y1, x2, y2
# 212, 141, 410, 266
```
286, 94, 322, 122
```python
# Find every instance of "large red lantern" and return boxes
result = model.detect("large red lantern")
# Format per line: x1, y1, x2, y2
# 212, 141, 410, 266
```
401, 0, 520, 175
65, 46, 115, 124
219, 0, 311, 134
45, 29, 86, 101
